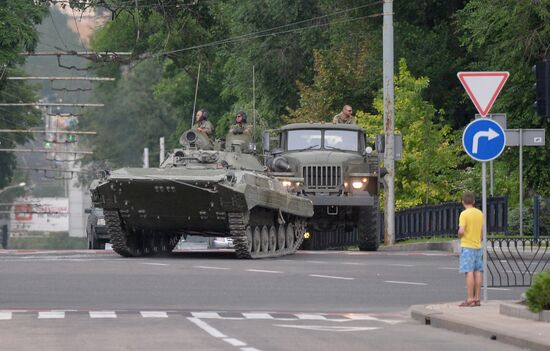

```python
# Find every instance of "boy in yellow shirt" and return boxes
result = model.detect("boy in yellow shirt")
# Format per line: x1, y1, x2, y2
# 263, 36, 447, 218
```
458, 191, 484, 307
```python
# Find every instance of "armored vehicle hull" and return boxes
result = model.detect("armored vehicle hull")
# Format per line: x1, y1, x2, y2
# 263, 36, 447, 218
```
90, 133, 313, 259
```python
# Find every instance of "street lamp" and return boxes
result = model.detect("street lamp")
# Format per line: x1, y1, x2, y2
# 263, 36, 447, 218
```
0, 182, 26, 195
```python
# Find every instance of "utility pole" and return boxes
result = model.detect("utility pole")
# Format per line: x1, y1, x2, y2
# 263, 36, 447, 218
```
382, 0, 395, 245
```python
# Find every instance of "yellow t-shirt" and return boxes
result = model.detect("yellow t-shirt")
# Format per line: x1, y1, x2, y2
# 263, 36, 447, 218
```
459, 207, 483, 248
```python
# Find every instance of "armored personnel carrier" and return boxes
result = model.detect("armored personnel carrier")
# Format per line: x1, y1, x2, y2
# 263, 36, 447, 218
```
89, 129, 313, 259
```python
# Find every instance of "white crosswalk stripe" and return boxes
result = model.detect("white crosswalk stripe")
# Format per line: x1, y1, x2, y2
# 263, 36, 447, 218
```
140, 311, 168, 318
0, 312, 12, 320
242, 313, 274, 320
38, 311, 65, 319
89, 311, 117, 319
0, 310, 404, 324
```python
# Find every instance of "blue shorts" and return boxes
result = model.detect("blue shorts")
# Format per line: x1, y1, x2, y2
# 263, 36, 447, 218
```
459, 248, 483, 273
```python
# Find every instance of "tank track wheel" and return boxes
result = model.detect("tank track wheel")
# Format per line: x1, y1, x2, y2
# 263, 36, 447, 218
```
104, 210, 143, 257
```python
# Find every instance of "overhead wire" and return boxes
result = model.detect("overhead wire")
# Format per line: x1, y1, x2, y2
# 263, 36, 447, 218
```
151, 1, 383, 58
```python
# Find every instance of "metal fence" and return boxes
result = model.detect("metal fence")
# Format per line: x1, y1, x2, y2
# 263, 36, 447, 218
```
382, 197, 508, 242
487, 237, 550, 287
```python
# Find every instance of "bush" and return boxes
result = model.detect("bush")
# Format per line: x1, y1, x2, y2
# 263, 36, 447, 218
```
525, 269, 550, 313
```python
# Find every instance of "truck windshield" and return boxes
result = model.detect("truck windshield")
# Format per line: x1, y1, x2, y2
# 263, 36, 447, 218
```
324, 130, 358, 151
287, 130, 321, 151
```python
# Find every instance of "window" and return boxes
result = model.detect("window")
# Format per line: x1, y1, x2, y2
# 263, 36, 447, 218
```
287, 130, 321, 151
324, 130, 358, 151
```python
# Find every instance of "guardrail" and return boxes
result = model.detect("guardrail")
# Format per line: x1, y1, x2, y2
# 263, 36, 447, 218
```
381, 196, 508, 241
487, 237, 550, 287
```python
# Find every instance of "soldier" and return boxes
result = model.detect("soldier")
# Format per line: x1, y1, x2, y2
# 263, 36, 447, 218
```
193, 109, 214, 139
332, 105, 355, 124
229, 111, 252, 135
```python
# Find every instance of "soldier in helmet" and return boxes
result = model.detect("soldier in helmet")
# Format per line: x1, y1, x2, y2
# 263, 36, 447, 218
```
226, 111, 253, 152
193, 109, 214, 139
229, 111, 252, 136
332, 105, 355, 124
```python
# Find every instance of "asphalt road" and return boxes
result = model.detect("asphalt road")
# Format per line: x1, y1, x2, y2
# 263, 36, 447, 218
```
0, 248, 529, 351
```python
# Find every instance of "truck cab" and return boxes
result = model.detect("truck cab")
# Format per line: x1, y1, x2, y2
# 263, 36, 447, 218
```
264, 123, 380, 250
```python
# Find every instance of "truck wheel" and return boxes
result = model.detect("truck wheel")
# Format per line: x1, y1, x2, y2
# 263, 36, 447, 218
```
357, 206, 379, 251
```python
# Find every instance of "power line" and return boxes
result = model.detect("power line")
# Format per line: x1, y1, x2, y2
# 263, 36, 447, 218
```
155, 11, 383, 58
151, 1, 383, 57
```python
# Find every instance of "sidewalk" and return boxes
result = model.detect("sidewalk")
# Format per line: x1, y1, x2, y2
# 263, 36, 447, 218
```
410, 300, 550, 351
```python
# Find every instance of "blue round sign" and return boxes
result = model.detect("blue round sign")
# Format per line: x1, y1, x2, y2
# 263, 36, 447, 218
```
462, 119, 506, 161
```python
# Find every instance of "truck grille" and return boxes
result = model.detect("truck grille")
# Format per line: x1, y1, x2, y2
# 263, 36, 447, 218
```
302, 165, 342, 190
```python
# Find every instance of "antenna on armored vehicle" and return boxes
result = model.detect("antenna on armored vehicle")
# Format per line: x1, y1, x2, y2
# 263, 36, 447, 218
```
191, 63, 201, 128
252, 65, 257, 148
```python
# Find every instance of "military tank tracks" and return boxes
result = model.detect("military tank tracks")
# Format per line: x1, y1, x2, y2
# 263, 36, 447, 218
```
104, 210, 180, 257
229, 212, 306, 259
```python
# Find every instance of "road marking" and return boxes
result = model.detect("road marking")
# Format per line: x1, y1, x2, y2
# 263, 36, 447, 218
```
437, 267, 457, 270
140, 311, 168, 318
0, 312, 12, 320
295, 313, 327, 320
488, 287, 511, 291
384, 280, 427, 286
89, 311, 117, 318
192, 312, 222, 319
386, 264, 415, 267
140, 262, 169, 266
194, 265, 230, 270
38, 311, 65, 319
275, 325, 381, 332
241, 348, 262, 351
223, 338, 246, 347
242, 313, 274, 320
187, 317, 227, 338
309, 274, 355, 281
245, 269, 283, 274
341, 314, 378, 321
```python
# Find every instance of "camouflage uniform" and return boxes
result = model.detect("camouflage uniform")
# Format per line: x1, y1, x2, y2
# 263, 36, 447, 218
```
332, 112, 355, 124
229, 123, 252, 135
193, 119, 214, 138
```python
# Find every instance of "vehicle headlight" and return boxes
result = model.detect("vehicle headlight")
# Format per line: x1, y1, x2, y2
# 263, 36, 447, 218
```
351, 177, 368, 191
97, 218, 106, 226
282, 181, 292, 187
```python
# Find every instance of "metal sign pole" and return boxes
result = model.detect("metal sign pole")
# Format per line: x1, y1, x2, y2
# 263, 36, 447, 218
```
482, 161, 488, 302
519, 129, 523, 236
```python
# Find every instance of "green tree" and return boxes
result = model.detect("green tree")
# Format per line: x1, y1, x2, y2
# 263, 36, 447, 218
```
286, 43, 373, 123
0, 1, 48, 188
456, 0, 550, 196
80, 59, 179, 168
358, 59, 461, 208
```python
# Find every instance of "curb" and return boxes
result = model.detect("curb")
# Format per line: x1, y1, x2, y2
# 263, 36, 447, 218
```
500, 302, 550, 322
410, 304, 550, 351
379, 240, 459, 253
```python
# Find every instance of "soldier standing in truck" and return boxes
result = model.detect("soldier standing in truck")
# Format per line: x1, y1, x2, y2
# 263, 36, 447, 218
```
332, 105, 355, 124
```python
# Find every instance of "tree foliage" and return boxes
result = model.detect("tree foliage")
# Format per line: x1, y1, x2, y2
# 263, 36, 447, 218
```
456, 0, 550, 196
358, 59, 461, 208
0, 1, 48, 188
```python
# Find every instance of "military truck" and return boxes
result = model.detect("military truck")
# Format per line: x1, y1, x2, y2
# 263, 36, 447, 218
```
89, 129, 313, 259
263, 123, 380, 250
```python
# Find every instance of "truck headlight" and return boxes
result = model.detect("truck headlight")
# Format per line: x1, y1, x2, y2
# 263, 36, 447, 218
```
351, 177, 368, 191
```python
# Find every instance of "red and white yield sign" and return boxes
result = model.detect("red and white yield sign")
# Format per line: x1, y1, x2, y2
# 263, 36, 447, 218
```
457, 72, 510, 117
